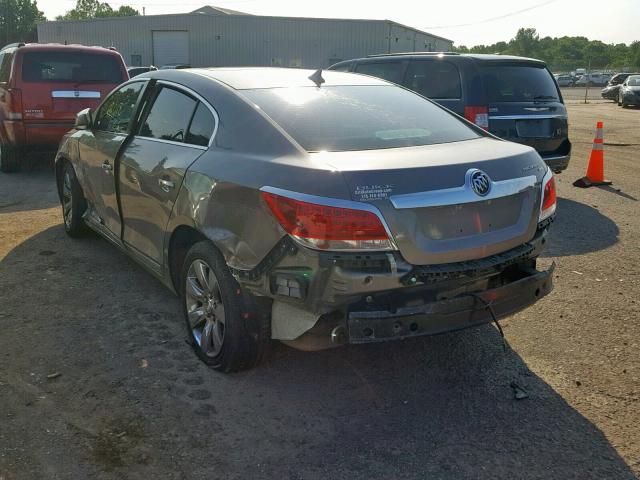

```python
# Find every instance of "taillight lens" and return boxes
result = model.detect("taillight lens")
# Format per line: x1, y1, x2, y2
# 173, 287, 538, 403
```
261, 191, 393, 251
539, 171, 557, 221
464, 106, 489, 130
7, 88, 23, 120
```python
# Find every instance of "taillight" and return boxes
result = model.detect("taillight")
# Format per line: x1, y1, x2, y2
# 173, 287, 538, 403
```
539, 170, 557, 221
464, 106, 489, 130
261, 190, 394, 251
7, 88, 23, 120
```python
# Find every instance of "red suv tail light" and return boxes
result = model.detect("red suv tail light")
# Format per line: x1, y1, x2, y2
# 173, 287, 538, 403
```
7, 88, 23, 120
261, 190, 394, 251
539, 170, 557, 221
464, 106, 489, 130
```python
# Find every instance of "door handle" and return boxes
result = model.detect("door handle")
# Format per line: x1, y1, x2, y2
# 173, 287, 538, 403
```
102, 161, 113, 172
158, 178, 175, 192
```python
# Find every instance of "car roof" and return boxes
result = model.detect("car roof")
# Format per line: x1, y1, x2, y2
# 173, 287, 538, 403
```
1, 42, 120, 54
180, 67, 389, 90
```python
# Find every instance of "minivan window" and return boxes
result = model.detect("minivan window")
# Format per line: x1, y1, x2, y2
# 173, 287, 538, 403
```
243, 85, 479, 152
0, 50, 14, 83
21, 51, 123, 84
95, 82, 145, 133
480, 64, 559, 103
139, 87, 197, 142
185, 103, 215, 146
355, 62, 404, 84
404, 60, 462, 99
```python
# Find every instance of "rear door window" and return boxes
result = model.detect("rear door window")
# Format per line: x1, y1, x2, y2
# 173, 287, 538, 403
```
354, 61, 405, 84
185, 103, 215, 147
138, 87, 197, 142
404, 60, 462, 99
480, 64, 559, 103
21, 51, 123, 84
94, 82, 146, 133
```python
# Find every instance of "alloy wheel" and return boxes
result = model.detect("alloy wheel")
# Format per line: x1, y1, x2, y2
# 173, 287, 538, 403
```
185, 259, 226, 357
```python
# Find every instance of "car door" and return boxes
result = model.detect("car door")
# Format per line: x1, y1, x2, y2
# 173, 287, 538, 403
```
77, 80, 147, 236
401, 59, 464, 115
119, 83, 216, 266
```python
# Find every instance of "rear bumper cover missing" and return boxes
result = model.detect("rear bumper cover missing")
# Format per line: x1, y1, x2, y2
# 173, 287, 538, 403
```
347, 262, 554, 344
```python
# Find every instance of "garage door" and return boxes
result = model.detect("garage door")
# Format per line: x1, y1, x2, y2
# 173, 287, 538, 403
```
152, 31, 189, 67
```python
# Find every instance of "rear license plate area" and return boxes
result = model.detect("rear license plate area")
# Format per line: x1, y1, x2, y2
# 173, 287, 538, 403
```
516, 119, 552, 138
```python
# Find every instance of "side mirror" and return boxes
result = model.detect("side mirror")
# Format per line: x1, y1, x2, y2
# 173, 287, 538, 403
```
75, 108, 93, 130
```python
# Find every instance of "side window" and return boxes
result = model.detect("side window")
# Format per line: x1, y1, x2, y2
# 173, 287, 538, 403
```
330, 62, 351, 72
95, 82, 145, 133
0, 51, 14, 83
404, 61, 462, 99
186, 103, 215, 147
354, 62, 404, 84
138, 87, 197, 142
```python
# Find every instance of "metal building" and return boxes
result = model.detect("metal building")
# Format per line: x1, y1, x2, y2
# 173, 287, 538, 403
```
37, 6, 453, 68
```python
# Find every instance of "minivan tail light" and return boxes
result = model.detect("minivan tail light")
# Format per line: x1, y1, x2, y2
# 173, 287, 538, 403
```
261, 191, 394, 251
464, 106, 489, 130
7, 89, 23, 120
539, 170, 557, 221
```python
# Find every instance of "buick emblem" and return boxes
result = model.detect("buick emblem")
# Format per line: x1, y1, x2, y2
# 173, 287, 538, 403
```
470, 170, 491, 196
74, 90, 80, 97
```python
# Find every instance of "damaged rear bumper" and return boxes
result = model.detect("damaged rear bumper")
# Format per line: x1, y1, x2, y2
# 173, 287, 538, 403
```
346, 262, 554, 344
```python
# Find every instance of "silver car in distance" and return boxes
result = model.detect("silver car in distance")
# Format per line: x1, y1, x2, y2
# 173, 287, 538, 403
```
55, 67, 557, 372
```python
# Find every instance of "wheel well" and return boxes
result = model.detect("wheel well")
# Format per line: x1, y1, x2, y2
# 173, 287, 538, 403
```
168, 225, 207, 292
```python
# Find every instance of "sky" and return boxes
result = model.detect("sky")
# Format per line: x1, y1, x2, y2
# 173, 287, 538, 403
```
36, 0, 639, 47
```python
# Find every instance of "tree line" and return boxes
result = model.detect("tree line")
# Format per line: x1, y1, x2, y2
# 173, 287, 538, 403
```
1, 0, 139, 44
454, 28, 640, 73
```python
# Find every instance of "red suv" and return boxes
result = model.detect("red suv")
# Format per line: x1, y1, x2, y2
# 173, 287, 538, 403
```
0, 43, 128, 172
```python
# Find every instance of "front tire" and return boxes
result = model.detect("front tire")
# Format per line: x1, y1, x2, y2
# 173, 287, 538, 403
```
181, 241, 268, 372
0, 144, 20, 173
60, 161, 88, 237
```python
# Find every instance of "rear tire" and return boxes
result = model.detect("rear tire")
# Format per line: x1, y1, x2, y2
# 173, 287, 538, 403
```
0, 144, 20, 173
60, 161, 88, 237
181, 241, 270, 372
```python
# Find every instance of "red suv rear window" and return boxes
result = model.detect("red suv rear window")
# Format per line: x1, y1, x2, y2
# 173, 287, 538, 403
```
21, 51, 123, 84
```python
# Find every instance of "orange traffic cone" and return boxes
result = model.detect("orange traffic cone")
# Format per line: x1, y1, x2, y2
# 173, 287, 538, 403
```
573, 121, 612, 188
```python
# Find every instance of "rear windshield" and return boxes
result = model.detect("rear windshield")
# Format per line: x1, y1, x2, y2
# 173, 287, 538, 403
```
480, 64, 559, 103
242, 85, 479, 152
21, 51, 123, 84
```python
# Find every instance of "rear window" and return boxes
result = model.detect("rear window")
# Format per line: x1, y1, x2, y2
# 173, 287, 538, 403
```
480, 64, 559, 103
21, 51, 123, 84
243, 85, 479, 152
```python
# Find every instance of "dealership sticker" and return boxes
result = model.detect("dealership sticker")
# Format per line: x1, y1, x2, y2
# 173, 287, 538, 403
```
353, 184, 394, 201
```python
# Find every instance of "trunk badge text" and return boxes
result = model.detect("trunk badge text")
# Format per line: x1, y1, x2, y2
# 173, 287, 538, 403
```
470, 170, 491, 196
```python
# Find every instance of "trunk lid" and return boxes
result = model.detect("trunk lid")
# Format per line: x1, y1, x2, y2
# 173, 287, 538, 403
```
311, 137, 547, 265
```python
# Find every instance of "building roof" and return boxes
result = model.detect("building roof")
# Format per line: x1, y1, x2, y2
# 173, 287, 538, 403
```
190, 5, 249, 16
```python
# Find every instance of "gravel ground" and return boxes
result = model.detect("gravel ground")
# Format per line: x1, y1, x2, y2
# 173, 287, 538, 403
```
1, 102, 638, 479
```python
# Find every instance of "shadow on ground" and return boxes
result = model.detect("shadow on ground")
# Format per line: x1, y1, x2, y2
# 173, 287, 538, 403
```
0, 153, 58, 213
543, 197, 619, 257
0, 225, 636, 479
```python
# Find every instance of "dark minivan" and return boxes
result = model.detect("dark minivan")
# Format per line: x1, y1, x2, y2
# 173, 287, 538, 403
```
329, 53, 571, 173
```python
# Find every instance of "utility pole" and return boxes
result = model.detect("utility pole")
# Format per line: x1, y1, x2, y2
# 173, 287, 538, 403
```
584, 58, 591, 104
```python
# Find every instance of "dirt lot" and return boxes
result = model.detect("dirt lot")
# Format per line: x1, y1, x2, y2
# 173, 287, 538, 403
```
1, 101, 639, 479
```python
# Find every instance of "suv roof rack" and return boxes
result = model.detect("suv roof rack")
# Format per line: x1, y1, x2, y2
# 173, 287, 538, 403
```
366, 51, 460, 58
